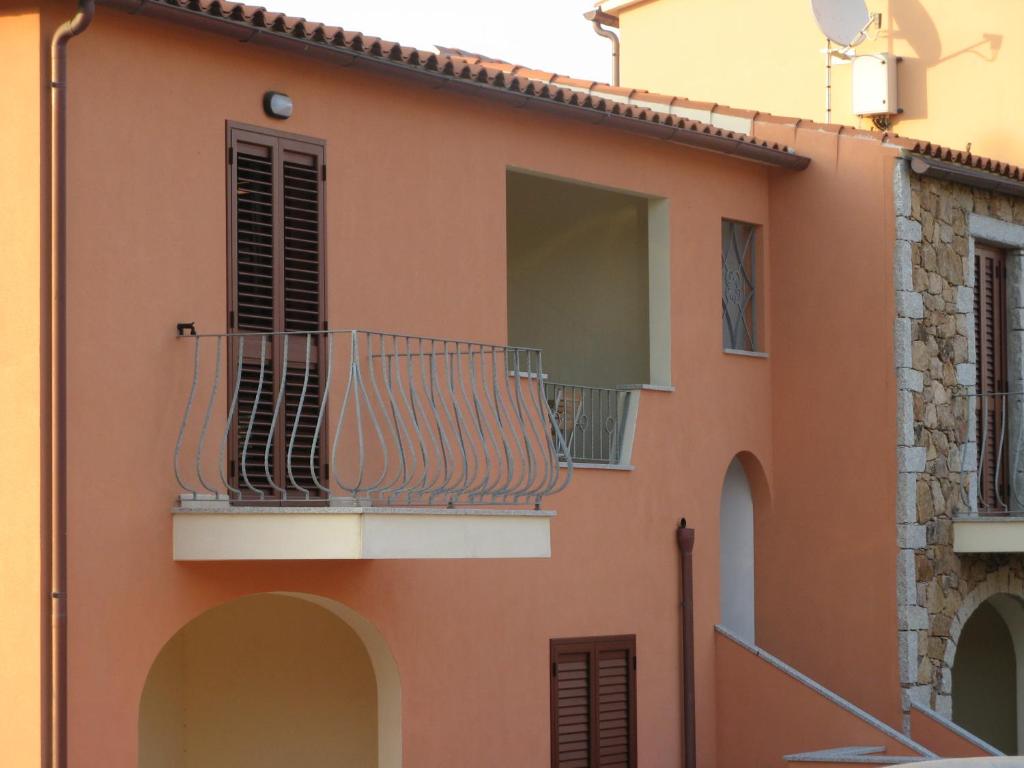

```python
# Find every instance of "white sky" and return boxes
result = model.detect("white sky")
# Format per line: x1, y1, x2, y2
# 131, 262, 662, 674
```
264, 0, 612, 82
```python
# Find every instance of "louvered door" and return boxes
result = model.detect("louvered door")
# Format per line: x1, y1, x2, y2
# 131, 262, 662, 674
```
228, 125, 326, 503
551, 636, 636, 768
974, 244, 1008, 511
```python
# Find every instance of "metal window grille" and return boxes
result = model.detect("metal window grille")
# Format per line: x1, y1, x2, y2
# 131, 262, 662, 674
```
722, 220, 758, 352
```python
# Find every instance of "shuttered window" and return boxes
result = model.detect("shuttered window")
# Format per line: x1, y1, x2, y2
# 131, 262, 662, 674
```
228, 124, 326, 503
974, 244, 1008, 510
551, 635, 637, 768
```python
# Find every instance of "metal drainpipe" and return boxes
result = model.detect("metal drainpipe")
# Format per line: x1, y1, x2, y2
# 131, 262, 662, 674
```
676, 519, 696, 768
583, 10, 620, 86
47, 2, 94, 766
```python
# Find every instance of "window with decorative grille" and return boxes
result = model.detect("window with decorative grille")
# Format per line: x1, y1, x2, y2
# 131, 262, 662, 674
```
722, 220, 760, 352
974, 244, 1008, 511
227, 124, 326, 503
550, 635, 636, 768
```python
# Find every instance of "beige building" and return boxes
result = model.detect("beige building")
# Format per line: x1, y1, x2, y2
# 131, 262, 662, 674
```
595, 0, 1024, 165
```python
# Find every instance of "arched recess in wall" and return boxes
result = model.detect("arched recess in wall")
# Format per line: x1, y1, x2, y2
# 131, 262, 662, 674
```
138, 592, 401, 768
719, 452, 771, 644
952, 592, 1024, 756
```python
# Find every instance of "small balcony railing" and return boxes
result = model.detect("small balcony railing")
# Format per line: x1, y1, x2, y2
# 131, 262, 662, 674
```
543, 382, 636, 465
960, 390, 1024, 514
174, 329, 571, 508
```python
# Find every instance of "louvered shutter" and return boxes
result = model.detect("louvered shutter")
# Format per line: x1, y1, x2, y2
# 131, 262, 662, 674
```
229, 126, 326, 503
551, 636, 636, 768
974, 244, 1008, 510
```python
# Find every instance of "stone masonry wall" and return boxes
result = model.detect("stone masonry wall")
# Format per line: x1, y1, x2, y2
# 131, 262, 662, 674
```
894, 158, 1024, 724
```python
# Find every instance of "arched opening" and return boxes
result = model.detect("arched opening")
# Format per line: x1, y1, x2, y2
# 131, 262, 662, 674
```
720, 456, 756, 643
139, 592, 401, 768
952, 594, 1024, 754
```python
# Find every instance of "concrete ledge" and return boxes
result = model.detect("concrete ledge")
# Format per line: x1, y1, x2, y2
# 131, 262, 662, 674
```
953, 516, 1024, 553
785, 746, 924, 764
173, 506, 554, 560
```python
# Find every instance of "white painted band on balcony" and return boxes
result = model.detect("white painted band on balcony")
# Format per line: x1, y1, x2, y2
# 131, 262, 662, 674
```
953, 516, 1024, 553
173, 507, 554, 560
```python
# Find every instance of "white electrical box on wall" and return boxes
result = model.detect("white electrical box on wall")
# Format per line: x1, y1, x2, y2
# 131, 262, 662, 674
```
852, 53, 898, 116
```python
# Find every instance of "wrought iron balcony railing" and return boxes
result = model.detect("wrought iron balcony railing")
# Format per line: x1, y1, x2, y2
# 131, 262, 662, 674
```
959, 390, 1024, 514
543, 382, 636, 465
174, 329, 571, 508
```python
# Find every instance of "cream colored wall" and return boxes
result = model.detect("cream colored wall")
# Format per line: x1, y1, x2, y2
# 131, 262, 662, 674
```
139, 594, 379, 768
506, 171, 651, 387
0, 7, 42, 766
613, 0, 1024, 164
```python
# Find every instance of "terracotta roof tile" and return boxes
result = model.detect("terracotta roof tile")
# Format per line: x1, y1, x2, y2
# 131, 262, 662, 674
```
440, 50, 1024, 185
103, 0, 802, 164
887, 138, 1024, 183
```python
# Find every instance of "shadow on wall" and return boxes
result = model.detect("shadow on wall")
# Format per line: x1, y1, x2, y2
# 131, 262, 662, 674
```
885, 0, 1002, 121
137, 592, 401, 768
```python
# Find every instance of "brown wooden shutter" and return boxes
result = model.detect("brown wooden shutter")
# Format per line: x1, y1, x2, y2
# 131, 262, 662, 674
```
228, 125, 326, 503
551, 636, 636, 768
974, 244, 1008, 510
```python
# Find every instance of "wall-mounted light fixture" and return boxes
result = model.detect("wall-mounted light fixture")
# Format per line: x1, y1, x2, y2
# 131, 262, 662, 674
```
263, 91, 293, 120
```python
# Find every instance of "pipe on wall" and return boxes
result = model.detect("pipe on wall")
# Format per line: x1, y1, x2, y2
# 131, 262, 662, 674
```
47, 2, 95, 766
583, 10, 621, 87
676, 519, 696, 768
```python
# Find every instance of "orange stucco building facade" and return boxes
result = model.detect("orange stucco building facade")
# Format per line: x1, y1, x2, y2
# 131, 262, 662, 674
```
4, 1, 1024, 766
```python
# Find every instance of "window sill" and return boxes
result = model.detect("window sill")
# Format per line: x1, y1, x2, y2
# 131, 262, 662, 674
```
561, 462, 635, 471
723, 348, 768, 359
615, 383, 675, 392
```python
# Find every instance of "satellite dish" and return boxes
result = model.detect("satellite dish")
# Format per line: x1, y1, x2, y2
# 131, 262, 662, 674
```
810, 0, 872, 47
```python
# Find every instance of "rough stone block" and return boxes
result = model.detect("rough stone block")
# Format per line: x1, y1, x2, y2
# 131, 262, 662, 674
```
897, 391, 915, 446
898, 524, 927, 551
897, 217, 923, 243
899, 446, 927, 473
899, 605, 929, 631
956, 364, 976, 386
899, 630, 919, 683
897, 549, 917, 606
894, 160, 912, 217
894, 240, 914, 292
894, 317, 912, 369
897, 290, 925, 319
936, 694, 952, 718
898, 368, 924, 393
912, 685, 933, 709
939, 667, 952, 695
897, 472, 917, 523
955, 286, 972, 314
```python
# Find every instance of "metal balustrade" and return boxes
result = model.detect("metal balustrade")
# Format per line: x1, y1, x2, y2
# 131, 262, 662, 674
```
174, 329, 572, 507
543, 382, 635, 465
959, 390, 1024, 514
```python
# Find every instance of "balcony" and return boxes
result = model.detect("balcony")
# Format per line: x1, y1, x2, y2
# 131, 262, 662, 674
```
172, 329, 571, 560
954, 390, 1024, 553
544, 382, 638, 467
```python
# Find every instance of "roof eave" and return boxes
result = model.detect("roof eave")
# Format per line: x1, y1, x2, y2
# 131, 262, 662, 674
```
96, 0, 809, 171
907, 152, 1024, 199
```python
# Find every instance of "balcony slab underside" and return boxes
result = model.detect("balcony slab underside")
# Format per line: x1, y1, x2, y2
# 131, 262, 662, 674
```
172, 504, 554, 561
953, 515, 1024, 553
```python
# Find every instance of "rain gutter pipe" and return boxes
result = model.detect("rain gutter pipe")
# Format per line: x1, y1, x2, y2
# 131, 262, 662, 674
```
47, 2, 95, 766
677, 519, 696, 768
